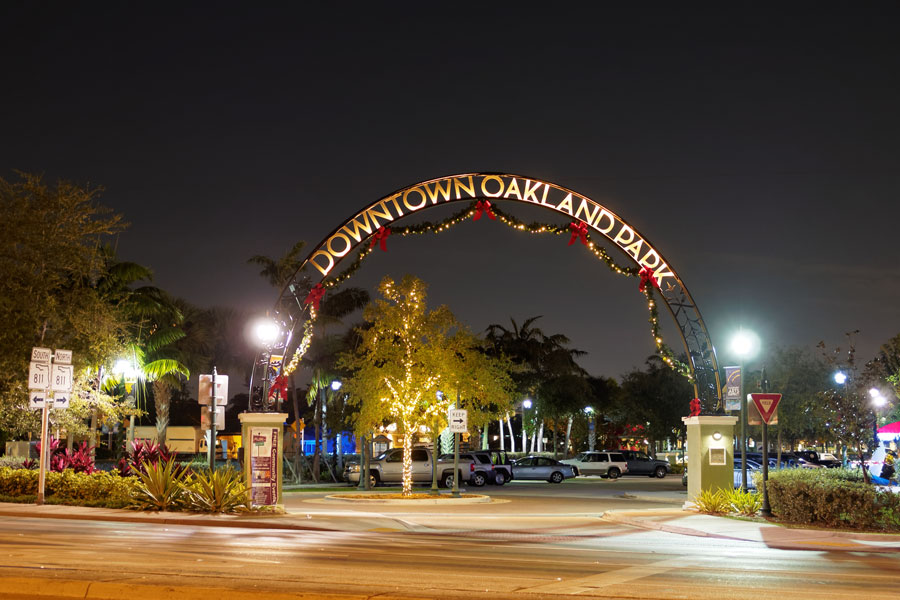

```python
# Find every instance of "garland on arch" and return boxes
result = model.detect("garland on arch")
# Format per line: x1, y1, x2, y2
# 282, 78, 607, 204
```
283, 199, 691, 382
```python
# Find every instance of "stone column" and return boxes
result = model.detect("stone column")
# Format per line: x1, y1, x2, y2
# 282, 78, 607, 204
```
239, 412, 288, 511
682, 415, 738, 508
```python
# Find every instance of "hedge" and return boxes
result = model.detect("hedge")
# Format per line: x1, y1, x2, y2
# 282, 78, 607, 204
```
0, 467, 137, 508
765, 468, 900, 531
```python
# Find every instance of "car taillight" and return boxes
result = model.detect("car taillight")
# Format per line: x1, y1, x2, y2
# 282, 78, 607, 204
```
470, 463, 475, 472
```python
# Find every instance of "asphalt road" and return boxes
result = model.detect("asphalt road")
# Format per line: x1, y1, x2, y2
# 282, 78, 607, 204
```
1, 479, 896, 599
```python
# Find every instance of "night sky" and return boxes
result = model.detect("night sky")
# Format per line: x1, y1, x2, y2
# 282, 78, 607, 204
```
3, 2, 899, 381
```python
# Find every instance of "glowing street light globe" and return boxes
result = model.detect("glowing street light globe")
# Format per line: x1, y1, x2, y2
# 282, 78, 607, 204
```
330, 380, 343, 391
523, 398, 533, 409
833, 371, 848, 385
870, 387, 887, 407
254, 319, 280, 344
730, 329, 760, 359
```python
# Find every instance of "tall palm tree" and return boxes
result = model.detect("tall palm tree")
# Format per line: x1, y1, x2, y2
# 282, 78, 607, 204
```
485, 316, 587, 453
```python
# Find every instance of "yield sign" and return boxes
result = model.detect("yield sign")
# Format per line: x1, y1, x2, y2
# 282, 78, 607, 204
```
750, 393, 782, 424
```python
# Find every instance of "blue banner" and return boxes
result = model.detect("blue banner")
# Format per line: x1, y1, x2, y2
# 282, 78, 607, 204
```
724, 366, 741, 411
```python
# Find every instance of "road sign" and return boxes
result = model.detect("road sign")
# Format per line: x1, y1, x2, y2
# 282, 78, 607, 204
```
29, 362, 50, 390
31, 347, 52, 363
29, 390, 47, 409
52, 393, 70, 409
54, 349, 72, 364
51, 364, 74, 392
448, 408, 468, 433
198, 374, 229, 405
200, 408, 226, 430
750, 393, 782, 425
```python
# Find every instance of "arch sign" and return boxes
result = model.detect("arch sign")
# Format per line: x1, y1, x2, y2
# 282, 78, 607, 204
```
252, 173, 722, 413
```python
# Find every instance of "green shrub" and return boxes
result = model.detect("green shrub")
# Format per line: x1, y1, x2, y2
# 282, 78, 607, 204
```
0, 466, 137, 508
767, 468, 900, 531
725, 488, 762, 516
693, 488, 731, 514
668, 463, 686, 475
46, 470, 137, 508
131, 458, 188, 511
184, 466, 250, 513
0, 466, 38, 496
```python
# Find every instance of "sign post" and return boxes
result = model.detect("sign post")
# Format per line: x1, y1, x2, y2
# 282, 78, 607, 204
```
31, 348, 72, 505
750, 391, 782, 518
448, 407, 467, 497
199, 368, 228, 470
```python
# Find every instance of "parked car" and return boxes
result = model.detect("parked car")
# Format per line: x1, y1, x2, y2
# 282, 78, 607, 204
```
440, 451, 505, 486
682, 458, 761, 490
344, 447, 473, 487
612, 449, 670, 478
485, 450, 514, 484
561, 451, 628, 479
512, 455, 576, 483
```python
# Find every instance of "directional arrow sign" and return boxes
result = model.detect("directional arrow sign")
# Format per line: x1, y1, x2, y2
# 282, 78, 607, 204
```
29, 390, 47, 410
750, 393, 782, 425
448, 408, 468, 433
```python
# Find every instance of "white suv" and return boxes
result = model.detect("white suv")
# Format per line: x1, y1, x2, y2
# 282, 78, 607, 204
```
561, 451, 629, 479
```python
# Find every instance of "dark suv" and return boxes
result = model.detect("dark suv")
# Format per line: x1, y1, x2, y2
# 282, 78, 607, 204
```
440, 451, 507, 486
612, 449, 670, 478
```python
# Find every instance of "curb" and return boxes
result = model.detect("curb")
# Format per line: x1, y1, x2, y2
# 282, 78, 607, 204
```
0, 575, 373, 600
324, 493, 491, 504
0, 505, 329, 532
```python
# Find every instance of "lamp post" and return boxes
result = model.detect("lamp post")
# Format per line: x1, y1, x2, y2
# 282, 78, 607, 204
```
730, 329, 759, 492
870, 388, 886, 452
585, 406, 595, 452
113, 359, 139, 448
522, 398, 532, 454
253, 318, 281, 412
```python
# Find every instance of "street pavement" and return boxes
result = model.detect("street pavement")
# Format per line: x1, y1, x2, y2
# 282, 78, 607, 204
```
1, 478, 898, 552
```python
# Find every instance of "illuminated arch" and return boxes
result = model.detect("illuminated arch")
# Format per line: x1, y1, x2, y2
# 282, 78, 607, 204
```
251, 173, 722, 413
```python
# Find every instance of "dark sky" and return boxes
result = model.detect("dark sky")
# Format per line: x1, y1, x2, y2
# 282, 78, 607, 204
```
3, 2, 899, 381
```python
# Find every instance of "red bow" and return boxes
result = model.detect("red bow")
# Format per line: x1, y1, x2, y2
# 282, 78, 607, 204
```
304, 283, 326, 311
268, 374, 288, 400
689, 398, 701, 417
638, 267, 660, 292
473, 200, 496, 221
568, 221, 589, 246
369, 226, 391, 251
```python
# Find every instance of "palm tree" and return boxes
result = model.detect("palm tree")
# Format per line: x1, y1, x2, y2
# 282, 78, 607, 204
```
485, 316, 587, 453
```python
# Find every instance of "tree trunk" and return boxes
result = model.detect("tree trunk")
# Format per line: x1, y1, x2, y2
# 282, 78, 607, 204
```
500, 417, 505, 451
290, 376, 302, 482
401, 421, 413, 496
537, 421, 544, 452
506, 414, 516, 452
482, 426, 488, 450
312, 391, 322, 483
153, 380, 171, 446
564, 416, 573, 458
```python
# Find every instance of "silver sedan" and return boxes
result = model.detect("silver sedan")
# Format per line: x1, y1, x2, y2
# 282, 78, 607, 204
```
511, 456, 576, 483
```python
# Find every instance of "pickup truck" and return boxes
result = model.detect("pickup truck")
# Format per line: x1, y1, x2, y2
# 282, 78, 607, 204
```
344, 447, 475, 488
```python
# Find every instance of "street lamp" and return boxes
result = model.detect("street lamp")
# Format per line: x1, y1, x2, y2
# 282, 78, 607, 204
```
584, 406, 595, 452
834, 371, 848, 385
113, 358, 140, 447
522, 399, 533, 454
870, 388, 887, 451
730, 329, 759, 492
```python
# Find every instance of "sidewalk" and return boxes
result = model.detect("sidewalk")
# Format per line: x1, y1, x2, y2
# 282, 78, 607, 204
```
602, 508, 900, 552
